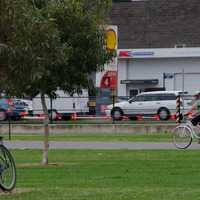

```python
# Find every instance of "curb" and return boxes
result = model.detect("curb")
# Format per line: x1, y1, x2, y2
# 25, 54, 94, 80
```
0, 124, 178, 134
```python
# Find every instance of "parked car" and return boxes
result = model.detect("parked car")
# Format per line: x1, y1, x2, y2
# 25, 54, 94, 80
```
105, 91, 191, 121
0, 97, 25, 121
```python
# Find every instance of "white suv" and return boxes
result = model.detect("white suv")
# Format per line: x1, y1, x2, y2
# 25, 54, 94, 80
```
105, 91, 191, 121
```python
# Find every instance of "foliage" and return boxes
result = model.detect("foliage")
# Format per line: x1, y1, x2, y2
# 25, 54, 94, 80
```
0, 0, 67, 97
0, 0, 115, 98
0, 0, 115, 163
40, 0, 115, 96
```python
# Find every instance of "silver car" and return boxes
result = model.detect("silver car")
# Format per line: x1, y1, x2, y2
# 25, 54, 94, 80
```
105, 91, 191, 121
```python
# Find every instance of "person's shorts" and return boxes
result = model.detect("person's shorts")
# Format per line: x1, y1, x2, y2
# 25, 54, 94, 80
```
191, 114, 200, 126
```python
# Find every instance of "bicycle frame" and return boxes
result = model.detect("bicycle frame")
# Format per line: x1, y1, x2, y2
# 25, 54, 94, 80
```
172, 115, 200, 149
181, 117, 199, 139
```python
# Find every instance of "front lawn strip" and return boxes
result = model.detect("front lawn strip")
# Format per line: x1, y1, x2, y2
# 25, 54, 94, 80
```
1, 133, 173, 142
1, 149, 200, 200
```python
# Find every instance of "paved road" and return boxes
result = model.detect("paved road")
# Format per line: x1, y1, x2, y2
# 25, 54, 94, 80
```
3, 140, 200, 150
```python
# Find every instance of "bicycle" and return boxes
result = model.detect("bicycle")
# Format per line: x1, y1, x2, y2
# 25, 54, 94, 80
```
172, 114, 200, 149
0, 136, 16, 191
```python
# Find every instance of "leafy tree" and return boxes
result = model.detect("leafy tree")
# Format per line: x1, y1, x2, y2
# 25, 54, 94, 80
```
0, 0, 115, 163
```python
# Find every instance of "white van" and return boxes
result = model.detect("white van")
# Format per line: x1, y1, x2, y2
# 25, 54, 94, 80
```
105, 91, 191, 121
32, 90, 89, 120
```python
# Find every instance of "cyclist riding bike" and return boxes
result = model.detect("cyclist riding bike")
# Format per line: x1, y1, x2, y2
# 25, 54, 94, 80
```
183, 91, 200, 141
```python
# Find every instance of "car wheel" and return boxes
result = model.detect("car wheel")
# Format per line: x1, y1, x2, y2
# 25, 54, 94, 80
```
11, 116, 21, 120
61, 116, 71, 121
112, 108, 123, 120
129, 117, 138, 121
158, 108, 170, 120
0, 110, 8, 121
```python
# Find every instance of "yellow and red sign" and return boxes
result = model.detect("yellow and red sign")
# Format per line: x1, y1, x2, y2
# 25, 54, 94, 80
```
96, 26, 118, 88
104, 28, 117, 50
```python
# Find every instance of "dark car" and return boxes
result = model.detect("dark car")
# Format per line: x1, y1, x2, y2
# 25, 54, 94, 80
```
0, 97, 25, 121
11, 99, 26, 119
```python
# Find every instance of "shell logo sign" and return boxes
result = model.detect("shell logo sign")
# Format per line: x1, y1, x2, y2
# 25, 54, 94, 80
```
96, 26, 118, 88
105, 28, 117, 50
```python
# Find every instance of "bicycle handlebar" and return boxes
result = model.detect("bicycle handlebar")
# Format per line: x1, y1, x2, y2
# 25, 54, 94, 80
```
181, 113, 192, 121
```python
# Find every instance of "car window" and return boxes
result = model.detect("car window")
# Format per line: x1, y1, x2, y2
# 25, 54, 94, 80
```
23, 102, 29, 106
131, 95, 146, 102
158, 94, 176, 101
130, 93, 177, 102
144, 95, 159, 101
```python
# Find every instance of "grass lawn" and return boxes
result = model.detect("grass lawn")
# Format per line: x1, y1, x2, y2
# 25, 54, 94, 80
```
1, 133, 174, 142
1, 149, 200, 200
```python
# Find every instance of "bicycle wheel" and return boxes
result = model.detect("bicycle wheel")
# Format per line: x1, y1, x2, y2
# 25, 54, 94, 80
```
0, 145, 16, 191
172, 126, 192, 149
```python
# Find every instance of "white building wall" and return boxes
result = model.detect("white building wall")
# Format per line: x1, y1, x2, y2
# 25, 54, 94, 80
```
117, 48, 200, 96
118, 59, 128, 96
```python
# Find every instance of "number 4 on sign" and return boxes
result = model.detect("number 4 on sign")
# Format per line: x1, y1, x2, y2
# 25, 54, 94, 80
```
104, 78, 110, 86
103, 77, 110, 87
100, 76, 110, 87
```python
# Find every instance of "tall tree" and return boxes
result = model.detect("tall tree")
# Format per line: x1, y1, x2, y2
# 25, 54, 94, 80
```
0, 0, 115, 164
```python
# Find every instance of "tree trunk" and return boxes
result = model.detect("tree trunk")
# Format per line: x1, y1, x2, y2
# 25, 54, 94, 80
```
41, 92, 49, 164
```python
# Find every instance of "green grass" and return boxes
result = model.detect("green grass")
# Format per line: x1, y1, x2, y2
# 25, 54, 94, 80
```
1, 149, 200, 200
1, 133, 173, 142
